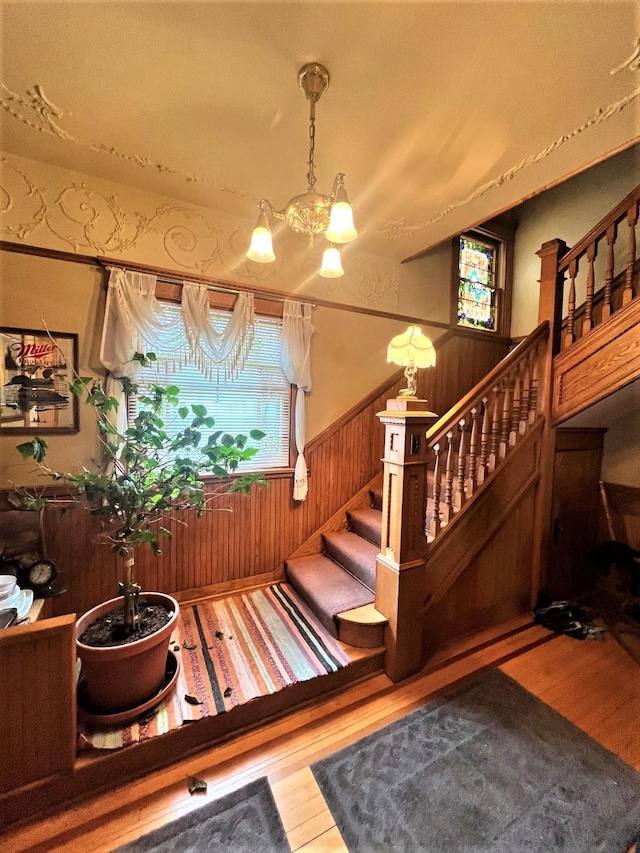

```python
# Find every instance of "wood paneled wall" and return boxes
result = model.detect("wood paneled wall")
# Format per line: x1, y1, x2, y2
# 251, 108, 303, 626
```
0, 615, 76, 796
3, 329, 510, 619
423, 479, 536, 653
600, 481, 640, 549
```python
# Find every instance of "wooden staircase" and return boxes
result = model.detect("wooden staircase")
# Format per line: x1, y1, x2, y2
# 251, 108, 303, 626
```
284, 184, 640, 685
285, 489, 387, 648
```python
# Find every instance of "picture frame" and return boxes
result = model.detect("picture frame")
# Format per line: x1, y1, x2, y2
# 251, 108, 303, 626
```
0, 326, 79, 434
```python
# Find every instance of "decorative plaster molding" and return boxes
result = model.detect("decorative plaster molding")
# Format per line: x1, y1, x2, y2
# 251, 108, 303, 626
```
311, 259, 400, 308
379, 41, 640, 240
0, 82, 255, 200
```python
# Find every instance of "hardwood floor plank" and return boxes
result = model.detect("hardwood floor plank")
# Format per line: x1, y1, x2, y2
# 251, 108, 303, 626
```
5, 625, 639, 853
296, 824, 348, 853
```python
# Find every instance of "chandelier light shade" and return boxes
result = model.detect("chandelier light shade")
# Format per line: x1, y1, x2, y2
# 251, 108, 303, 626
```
387, 326, 436, 398
247, 62, 356, 278
246, 208, 275, 263
319, 245, 344, 278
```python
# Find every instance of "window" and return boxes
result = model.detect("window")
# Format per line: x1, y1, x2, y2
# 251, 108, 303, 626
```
129, 303, 291, 471
457, 235, 497, 331
452, 224, 513, 336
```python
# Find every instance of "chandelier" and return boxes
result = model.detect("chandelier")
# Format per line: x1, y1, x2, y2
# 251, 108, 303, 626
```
246, 62, 357, 278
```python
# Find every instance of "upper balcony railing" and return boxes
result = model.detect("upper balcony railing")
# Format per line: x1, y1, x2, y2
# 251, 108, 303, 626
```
557, 184, 639, 351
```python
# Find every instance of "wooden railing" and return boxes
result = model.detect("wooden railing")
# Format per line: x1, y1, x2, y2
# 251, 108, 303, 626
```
426, 321, 549, 541
375, 322, 549, 681
558, 184, 640, 351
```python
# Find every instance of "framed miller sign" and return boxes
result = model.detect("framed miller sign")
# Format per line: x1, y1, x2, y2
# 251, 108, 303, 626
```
0, 327, 79, 434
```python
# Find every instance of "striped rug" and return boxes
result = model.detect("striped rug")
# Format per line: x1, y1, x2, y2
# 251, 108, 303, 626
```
77, 583, 352, 751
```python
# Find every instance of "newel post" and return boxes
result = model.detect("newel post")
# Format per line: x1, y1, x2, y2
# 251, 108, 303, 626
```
532, 238, 567, 603
536, 238, 568, 355
375, 399, 438, 683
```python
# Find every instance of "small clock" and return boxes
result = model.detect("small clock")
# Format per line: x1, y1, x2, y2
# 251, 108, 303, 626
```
20, 559, 57, 591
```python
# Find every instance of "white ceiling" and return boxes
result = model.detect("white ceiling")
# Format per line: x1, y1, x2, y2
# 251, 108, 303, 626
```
1, 1, 639, 262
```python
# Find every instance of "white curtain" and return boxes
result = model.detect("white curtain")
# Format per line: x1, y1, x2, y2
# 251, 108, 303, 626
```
100, 268, 254, 435
280, 300, 315, 501
100, 268, 184, 434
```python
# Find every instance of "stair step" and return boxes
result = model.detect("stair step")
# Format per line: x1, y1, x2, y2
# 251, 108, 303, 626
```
336, 603, 387, 649
323, 531, 378, 590
285, 554, 375, 637
370, 489, 383, 511
347, 506, 382, 548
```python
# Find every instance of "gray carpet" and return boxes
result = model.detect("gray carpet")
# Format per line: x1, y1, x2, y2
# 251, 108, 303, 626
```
114, 777, 290, 852
312, 669, 640, 852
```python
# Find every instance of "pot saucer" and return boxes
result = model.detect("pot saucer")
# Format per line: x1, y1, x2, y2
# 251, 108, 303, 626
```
77, 650, 180, 728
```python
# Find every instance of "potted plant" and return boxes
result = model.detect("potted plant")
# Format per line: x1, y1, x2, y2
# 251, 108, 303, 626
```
13, 353, 266, 713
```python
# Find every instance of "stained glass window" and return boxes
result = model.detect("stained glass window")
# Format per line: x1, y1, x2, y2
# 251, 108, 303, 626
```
457, 235, 497, 331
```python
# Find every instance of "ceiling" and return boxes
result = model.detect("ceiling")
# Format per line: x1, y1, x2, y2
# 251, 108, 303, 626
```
1, 1, 639, 263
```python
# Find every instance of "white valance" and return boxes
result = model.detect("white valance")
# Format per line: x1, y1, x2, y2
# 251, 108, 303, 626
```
181, 283, 254, 380
100, 268, 255, 433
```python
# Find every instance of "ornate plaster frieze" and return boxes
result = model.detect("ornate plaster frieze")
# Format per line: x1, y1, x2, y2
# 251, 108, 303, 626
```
0, 155, 402, 311
379, 40, 640, 240
310, 258, 400, 308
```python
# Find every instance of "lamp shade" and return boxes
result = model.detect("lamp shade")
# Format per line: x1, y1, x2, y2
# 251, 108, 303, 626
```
247, 209, 276, 263
319, 245, 344, 278
387, 326, 436, 368
326, 185, 357, 243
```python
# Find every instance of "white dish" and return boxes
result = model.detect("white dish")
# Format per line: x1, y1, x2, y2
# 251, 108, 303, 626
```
16, 589, 34, 621
1, 585, 22, 610
0, 574, 17, 595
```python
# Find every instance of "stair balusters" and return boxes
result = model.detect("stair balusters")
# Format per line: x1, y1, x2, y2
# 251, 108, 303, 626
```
488, 386, 501, 471
624, 198, 638, 306
499, 381, 511, 459
557, 184, 640, 351
425, 323, 548, 546
456, 419, 467, 510
582, 241, 597, 337
478, 397, 490, 485
466, 407, 479, 498
565, 259, 577, 348
603, 223, 616, 321
443, 431, 455, 525
430, 443, 442, 538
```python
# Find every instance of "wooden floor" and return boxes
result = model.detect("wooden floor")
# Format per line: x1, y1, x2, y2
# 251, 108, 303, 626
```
5, 617, 640, 853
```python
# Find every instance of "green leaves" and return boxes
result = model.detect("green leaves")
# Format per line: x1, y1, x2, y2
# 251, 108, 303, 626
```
17, 437, 49, 463
13, 350, 267, 577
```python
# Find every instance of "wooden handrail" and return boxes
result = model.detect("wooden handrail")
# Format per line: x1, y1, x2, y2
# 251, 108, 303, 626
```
426, 321, 549, 445
558, 184, 640, 272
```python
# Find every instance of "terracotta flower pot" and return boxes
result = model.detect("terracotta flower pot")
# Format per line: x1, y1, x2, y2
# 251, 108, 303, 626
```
76, 592, 179, 713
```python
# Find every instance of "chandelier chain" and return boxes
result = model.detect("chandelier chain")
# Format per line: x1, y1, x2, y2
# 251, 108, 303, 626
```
307, 100, 317, 191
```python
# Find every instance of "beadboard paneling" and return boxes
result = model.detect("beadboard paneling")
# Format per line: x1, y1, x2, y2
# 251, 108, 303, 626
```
3, 328, 509, 618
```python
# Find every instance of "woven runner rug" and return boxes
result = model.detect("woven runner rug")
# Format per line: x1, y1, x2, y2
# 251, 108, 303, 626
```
78, 582, 351, 750
312, 669, 640, 852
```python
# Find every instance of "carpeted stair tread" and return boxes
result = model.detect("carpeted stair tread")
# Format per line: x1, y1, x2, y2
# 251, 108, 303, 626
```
285, 554, 375, 636
370, 489, 383, 511
347, 506, 382, 548
323, 530, 378, 591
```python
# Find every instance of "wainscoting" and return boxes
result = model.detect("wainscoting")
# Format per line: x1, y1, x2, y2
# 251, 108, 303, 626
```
2, 328, 509, 619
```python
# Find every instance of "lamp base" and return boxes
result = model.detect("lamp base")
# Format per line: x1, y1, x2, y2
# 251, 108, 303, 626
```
387, 397, 430, 412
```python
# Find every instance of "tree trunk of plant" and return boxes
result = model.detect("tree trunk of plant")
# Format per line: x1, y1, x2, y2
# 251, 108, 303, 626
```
118, 553, 140, 637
